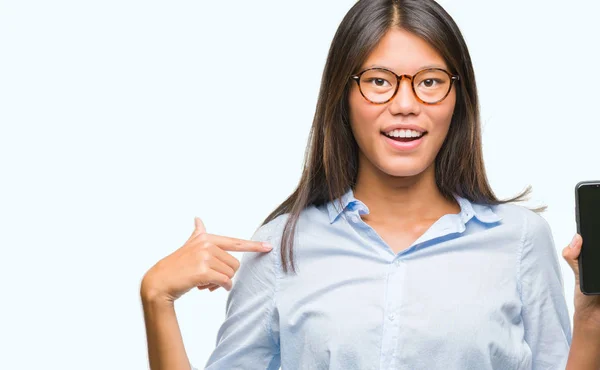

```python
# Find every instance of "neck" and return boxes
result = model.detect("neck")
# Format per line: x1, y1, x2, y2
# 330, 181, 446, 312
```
353, 157, 460, 225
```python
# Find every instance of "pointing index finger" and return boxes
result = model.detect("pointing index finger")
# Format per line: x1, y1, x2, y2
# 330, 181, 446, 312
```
204, 234, 273, 252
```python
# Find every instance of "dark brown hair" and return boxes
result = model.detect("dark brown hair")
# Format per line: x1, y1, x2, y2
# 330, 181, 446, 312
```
261, 0, 544, 274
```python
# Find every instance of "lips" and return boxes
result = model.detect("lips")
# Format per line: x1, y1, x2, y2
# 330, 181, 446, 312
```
382, 132, 427, 142
381, 124, 427, 133
381, 132, 426, 151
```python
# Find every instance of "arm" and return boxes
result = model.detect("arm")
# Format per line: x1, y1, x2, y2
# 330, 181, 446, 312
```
518, 210, 572, 369
561, 232, 600, 369
566, 317, 600, 369
140, 216, 274, 370
204, 218, 285, 370
140, 283, 193, 370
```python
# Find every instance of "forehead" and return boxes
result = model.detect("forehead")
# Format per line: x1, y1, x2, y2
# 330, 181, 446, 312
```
361, 28, 448, 73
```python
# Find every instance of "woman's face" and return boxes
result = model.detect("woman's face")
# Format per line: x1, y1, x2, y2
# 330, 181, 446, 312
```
348, 28, 457, 178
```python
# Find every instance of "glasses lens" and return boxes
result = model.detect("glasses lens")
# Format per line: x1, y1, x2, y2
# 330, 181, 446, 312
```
414, 69, 451, 103
358, 69, 397, 103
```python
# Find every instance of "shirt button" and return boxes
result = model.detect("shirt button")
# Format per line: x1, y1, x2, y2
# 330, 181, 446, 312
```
394, 259, 401, 267
350, 214, 360, 223
389, 313, 395, 321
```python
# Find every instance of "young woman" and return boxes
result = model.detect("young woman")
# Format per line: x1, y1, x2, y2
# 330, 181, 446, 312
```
141, 0, 600, 369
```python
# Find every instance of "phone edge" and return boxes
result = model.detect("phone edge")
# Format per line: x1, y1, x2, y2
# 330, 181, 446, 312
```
575, 180, 600, 295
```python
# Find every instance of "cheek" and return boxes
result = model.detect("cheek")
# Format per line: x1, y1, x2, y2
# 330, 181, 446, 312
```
443, 89, 457, 120
348, 88, 382, 140
427, 90, 456, 138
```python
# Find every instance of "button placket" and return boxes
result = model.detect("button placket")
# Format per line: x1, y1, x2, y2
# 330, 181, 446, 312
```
380, 261, 404, 369
386, 258, 410, 368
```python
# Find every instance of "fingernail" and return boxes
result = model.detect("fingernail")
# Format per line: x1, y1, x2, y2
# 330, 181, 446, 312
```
262, 242, 273, 249
570, 234, 577, 248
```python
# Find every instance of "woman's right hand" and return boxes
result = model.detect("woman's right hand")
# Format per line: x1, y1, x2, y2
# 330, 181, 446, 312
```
140, 217, 273, 305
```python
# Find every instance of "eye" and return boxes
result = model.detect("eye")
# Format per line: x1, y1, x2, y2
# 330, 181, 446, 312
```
420, 79, 442, 88
365, 78, 391, 87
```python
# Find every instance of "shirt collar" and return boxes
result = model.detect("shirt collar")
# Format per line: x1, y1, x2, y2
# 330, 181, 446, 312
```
326, 187, 502, 225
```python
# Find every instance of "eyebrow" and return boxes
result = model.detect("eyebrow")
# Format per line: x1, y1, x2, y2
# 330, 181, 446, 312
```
363, 63, 447, 71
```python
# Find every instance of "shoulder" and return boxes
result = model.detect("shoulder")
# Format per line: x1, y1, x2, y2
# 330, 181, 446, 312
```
487, 201, 552, 241
241, 213, 291, 275
252, 204, 328, 241
251, 213, 291, 245
491, 203, 561, 279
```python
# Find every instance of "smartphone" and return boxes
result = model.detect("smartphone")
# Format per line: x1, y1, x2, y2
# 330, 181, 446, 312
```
575, 180, 600, 295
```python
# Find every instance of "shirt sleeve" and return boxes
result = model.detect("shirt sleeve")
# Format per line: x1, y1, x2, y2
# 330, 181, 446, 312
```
518, 210, 572, 369
197, 217, 284, 370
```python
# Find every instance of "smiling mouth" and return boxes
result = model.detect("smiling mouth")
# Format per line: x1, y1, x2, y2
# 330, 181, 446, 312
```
381, 132, 427, 142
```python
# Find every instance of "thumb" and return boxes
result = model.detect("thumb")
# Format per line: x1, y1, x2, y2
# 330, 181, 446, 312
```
562, 233, 582, 274
187, 216, 207, 242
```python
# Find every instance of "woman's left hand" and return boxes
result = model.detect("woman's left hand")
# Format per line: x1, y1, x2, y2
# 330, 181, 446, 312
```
562, 233, 600, 329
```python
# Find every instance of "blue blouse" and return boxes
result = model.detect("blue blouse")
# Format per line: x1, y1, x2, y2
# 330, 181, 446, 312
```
196, 188, 572, 369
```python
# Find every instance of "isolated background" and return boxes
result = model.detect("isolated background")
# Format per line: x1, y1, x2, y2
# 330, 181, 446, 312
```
1, 0, 598, 369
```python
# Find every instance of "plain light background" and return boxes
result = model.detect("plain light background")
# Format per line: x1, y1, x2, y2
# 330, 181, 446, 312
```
0, 0, 598, 369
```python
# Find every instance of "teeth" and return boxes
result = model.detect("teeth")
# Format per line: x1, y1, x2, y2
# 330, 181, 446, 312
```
385, 129, 424, 138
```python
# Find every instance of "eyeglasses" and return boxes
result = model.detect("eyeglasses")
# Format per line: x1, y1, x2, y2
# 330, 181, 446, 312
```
350, 67, 460, 105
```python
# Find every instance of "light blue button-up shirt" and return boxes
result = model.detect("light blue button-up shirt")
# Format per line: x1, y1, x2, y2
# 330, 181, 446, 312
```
196, 188, 572, 370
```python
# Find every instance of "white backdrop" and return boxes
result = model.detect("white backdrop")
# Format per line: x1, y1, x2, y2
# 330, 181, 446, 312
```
0, 1, 598, 369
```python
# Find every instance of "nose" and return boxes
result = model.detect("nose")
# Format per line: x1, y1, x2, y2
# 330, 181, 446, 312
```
388, 75, 420, 114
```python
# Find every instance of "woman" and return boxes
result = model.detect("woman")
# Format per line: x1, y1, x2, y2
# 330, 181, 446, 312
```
141, 0, 600, 369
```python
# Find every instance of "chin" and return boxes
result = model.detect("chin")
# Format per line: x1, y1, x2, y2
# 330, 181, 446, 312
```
377, 161, 429, 178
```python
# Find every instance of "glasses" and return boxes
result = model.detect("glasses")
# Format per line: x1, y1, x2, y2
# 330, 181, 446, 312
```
351, 67, 460, 105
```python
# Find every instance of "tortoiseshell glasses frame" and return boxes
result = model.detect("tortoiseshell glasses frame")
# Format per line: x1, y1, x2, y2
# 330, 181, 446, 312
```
350, 67, 460, 105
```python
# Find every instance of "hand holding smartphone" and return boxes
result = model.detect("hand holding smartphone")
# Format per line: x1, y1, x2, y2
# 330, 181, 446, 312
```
575, 180, 600, 295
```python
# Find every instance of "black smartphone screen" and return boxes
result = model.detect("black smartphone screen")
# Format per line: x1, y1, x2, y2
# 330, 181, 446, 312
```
576, 181, 600, 295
